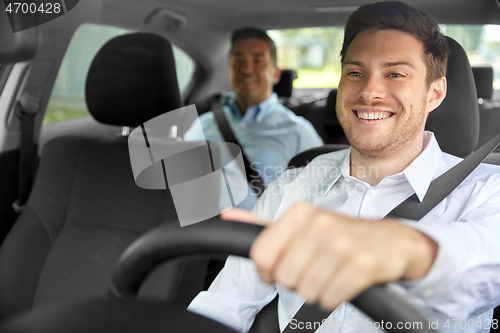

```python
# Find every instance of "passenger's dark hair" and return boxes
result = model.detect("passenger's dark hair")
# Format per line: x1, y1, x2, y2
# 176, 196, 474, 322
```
341, 1, 449, 86
231, 27, 277, 66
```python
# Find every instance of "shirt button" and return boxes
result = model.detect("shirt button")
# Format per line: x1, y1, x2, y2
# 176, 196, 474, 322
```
344, 177, 350, 183
349, 310, 356, 317
256, 115, 263, 122
368, 190, 376, 197
240, 123, 246, 129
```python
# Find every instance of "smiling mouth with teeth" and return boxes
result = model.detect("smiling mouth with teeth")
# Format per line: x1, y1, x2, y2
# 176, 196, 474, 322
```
355, 111, 395, 120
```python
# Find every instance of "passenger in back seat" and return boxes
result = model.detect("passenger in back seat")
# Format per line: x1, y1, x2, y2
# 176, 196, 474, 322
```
184, 27, 323, 211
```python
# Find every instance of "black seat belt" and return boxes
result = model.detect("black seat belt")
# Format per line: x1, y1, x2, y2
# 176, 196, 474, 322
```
211, 98, 266, 197
12, 92, 40, 213
282, 132, 500, 333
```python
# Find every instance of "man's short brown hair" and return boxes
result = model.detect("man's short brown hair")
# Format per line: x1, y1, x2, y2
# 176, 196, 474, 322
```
341, 1, 449, 87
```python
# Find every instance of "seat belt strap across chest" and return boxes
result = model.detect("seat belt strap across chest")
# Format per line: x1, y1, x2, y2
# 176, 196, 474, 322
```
282, 132, 500, 333
211, 99, 266, 197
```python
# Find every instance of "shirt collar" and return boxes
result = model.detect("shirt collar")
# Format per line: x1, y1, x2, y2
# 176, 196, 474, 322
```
401, 131, 442, 202
223, 92, 280, 124
319, 147, 351, 196
320, 131, 442, 201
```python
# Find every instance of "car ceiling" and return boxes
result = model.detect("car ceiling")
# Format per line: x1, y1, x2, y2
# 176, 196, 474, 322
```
39, 0, 500, 63
37, 0, 497, 75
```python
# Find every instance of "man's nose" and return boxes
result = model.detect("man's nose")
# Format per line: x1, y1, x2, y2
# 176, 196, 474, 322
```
241, 60, 254, 74
360, 74, 386, 101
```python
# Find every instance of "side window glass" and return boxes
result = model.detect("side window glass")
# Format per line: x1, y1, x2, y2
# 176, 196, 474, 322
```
44, 24, 196, 126
173, 45, 195, 95
440, 25, 500, 91
268, 27, 345, 90
269, 26, 500, 101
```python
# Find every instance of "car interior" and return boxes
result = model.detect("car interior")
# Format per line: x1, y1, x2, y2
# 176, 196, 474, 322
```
0, 0, 499, 332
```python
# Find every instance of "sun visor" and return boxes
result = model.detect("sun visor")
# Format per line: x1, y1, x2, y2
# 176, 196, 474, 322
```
0, 4, 38, 63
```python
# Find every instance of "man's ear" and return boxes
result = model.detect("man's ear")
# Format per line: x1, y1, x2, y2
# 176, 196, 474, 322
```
273, 67, 282, 85
426, 76, 447, 114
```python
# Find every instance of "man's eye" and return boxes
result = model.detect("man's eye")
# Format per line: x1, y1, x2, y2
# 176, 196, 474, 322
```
349, 72, 362, 77
389, 73, 403, 78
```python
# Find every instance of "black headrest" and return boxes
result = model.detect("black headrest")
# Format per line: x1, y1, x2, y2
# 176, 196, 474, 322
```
273, 69, 297, 98
85, 33, 182, 127
425, 36, 479, 157
472, 67, 493, 100
326, 89, 337, 109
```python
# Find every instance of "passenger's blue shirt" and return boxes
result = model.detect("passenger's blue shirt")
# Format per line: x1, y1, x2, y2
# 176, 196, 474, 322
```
184, 92, 323, 210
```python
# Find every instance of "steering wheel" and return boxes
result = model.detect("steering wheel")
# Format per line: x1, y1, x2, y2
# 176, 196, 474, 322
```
110, 217, 439, 333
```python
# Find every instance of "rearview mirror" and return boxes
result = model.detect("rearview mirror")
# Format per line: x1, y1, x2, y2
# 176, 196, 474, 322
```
0, 5, 38, 63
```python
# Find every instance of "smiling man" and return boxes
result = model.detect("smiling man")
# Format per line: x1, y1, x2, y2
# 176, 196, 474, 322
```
188, 3, 500, 333
184, 27, 323, 210
336, 27, 446, 185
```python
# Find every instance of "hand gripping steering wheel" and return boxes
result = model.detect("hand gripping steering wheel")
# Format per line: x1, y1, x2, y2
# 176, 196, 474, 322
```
110, 217, 439, 333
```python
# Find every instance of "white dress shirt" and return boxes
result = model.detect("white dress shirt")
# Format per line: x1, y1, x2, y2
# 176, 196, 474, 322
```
188, 132, 500, 333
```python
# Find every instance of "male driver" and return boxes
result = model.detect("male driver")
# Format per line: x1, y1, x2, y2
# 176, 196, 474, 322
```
184, 27, 323, 210
188, 2, 500, 333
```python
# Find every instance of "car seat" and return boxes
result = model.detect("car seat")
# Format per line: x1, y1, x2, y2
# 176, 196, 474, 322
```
273, 69, 297, 99
472, 66, 494, 104
473, 67, 500, 155
0, 32, 216, 319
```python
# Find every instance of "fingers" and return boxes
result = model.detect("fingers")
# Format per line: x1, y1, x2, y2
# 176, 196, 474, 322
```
220, 208, 269, 226
250, 202, 317, 283
274, 212, 334, 292
317, 255, 376, 310
295, 249, 340, 304
244, 202, 433, 311
247, 203, 427, 311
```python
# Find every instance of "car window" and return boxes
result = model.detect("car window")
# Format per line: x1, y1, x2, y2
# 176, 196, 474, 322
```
268, 27, 344, 90
269, 25, 500, 95
44, 23, 196, 125
440, 24, 500, 91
